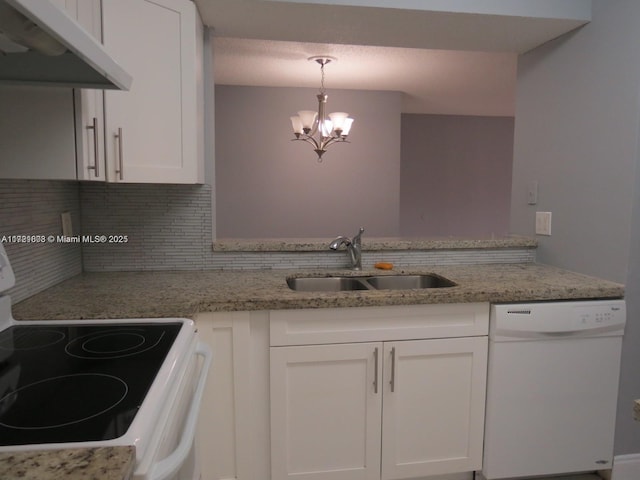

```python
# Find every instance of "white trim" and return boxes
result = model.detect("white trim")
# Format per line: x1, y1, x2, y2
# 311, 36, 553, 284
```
612, 453, 640, 480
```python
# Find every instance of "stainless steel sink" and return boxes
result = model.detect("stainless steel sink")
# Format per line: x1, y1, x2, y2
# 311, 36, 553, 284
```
286, 276, 370, 292
286, 274, 456, 291
366, 274, 456, 290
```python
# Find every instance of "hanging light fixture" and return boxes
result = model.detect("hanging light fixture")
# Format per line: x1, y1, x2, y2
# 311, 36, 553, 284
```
290, 56, 354, 162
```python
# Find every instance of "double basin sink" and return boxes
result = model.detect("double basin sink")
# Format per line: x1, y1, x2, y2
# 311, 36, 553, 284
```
287, 273, 456, 292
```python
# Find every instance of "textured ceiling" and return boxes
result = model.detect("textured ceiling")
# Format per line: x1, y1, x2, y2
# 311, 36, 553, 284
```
196, 0, 589, 116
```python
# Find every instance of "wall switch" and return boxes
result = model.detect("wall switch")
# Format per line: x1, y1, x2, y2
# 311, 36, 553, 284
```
527, 181, 538, 205
61, 212, 73, 237
535, 211, 552, 235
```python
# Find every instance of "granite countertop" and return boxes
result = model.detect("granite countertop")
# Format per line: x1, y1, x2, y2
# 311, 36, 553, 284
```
13, 263, 624, 321
0, 447, 135, 480
212, 236, 538, 252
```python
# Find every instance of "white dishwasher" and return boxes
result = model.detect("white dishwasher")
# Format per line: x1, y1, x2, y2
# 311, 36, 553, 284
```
482, 300, 626, 479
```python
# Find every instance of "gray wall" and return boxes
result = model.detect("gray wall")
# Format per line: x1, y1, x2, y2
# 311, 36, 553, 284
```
215, 85, 402, 238
511, 0, 640, 455
401, 114, 514, 237
215, 85, 516, 239
0, 180, 82, 303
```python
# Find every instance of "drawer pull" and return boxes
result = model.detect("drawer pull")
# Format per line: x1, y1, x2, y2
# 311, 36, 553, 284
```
86, 117, 100, 177
115, 127, 124, 180
373, 347, 379, 394
390, 346, 396, 392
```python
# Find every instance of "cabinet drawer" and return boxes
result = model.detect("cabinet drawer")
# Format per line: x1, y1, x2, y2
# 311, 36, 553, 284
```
269, 303, 489, 346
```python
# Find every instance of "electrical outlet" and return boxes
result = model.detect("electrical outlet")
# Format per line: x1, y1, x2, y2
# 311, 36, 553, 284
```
535, 211, 552, 235
61, 212, 73, 237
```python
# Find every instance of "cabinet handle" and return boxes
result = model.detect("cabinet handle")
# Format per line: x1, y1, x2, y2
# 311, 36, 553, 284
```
373, 347, 379, 394
86, 117, 100, 178
115, 127, 124, 180
390, 347, 396, 392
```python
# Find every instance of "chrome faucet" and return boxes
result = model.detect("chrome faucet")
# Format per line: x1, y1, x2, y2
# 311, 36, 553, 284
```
329, 227, 364, 270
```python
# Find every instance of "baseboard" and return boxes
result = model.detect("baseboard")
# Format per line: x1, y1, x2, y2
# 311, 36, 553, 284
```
612, 453, 640, 480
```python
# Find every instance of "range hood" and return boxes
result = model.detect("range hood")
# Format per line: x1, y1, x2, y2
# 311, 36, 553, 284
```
0, 0, 132, 89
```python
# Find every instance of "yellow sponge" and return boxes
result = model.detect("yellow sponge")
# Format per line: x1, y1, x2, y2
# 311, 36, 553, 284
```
374, 262, 394, 270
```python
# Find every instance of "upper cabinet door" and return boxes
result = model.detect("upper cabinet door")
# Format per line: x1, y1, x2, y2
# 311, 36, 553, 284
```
67, 0, 106, 181
102, 0, 203, 183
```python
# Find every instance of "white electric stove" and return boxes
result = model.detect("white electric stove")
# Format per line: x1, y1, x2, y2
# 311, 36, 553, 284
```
0, 242, 211, 480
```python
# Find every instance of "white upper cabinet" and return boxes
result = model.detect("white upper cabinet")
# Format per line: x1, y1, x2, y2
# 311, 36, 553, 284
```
0, 0, 204, 184
101, 0, 204, 183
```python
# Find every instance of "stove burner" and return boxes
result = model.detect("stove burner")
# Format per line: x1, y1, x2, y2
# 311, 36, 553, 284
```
65, 329, 165, 359
0, 329, 65, 351
0, 373, 128, 430
0, 322, 183, 445
83, 332, 145, 354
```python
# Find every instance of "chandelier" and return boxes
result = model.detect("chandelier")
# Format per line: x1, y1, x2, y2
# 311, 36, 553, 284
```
290, 56, 354, 161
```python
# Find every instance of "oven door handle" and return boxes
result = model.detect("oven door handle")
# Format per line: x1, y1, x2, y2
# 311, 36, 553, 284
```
149, 342, 212, 480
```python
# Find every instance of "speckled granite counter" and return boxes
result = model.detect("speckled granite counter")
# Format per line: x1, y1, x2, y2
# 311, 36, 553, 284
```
0, 447, 135, 480
12, 263, 623, 320
213, 236, 537, 252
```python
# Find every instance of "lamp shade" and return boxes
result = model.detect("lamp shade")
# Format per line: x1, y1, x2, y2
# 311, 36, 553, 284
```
341, 117, 354, 136
290, 115, 303, 134
328, 112, 349, 131
297, 110, 318, 130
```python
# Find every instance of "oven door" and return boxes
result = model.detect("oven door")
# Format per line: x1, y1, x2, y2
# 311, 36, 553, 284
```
136, 340, 212, 480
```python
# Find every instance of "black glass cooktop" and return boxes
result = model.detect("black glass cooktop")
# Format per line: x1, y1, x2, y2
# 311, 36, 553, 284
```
0, 322, 182, 446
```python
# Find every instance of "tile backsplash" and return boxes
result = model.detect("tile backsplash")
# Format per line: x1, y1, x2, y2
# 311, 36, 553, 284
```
0, 180, 82, 303
80, 183, 213, 271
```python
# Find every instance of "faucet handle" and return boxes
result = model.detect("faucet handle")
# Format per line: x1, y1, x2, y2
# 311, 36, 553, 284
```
353, 227, 364, 243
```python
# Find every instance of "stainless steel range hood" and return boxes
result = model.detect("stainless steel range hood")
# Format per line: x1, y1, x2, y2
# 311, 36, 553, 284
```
0, 0, 132, 90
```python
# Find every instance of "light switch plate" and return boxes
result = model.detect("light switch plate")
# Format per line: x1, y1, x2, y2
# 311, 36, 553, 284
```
535, 211, 552, 235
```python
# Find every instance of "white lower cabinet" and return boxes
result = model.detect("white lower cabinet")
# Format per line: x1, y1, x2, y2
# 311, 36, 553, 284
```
380, 338, 487, 479
194, 303, 489, 480
270, 338, 487, 480
270, 342, 383, 480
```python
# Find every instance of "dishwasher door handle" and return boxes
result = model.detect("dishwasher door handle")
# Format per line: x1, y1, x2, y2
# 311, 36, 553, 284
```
149, 342, 212, 480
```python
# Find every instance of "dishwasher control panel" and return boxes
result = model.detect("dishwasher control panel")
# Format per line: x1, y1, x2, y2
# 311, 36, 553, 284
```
491, 300, 626, 339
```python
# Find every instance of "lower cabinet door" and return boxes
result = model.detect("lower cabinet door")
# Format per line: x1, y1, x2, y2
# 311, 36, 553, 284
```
380, 337, 488, 480
270, 342, 383, 480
